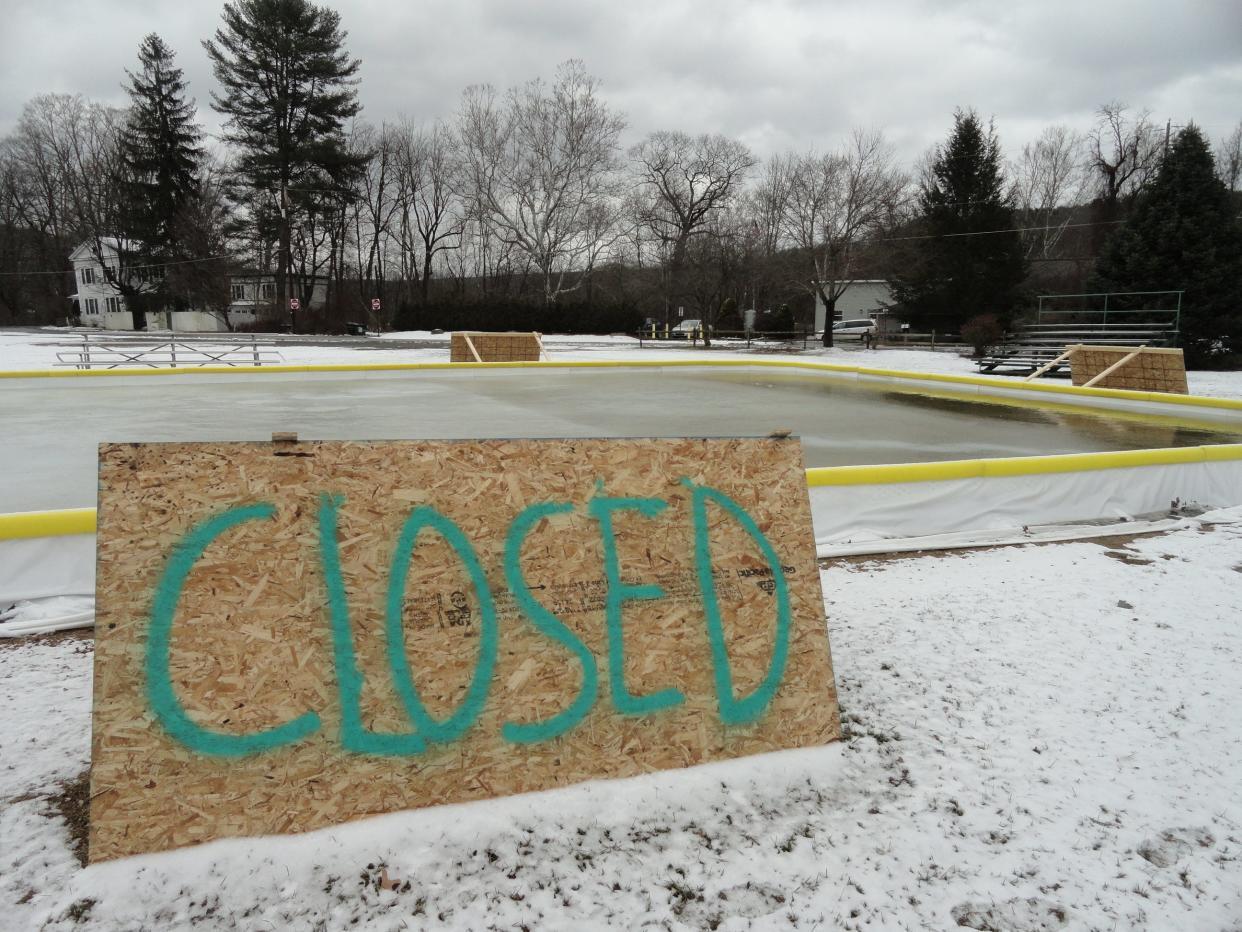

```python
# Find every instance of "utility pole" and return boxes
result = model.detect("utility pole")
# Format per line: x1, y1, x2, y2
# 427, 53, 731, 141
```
1164, 119, 1172, 159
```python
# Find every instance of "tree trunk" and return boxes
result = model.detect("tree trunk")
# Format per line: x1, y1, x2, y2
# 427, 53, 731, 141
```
279, 183, 293, 332
821, 294, 836, 348
421, 249, 433, 306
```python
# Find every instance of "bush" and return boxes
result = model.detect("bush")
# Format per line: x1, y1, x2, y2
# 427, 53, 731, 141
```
960, 313, 1005, 357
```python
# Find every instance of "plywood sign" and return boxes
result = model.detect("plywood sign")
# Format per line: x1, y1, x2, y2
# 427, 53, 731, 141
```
1071, 345, 1188, 394
91, 438, 838, 861
450, 331, 544, 362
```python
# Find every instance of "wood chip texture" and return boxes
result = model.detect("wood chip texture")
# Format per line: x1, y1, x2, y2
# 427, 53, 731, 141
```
90, 438, 839, 861
1071, 345, 1188, 393
450, 331, 542, 362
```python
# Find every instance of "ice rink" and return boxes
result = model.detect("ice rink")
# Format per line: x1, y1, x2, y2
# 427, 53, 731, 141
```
4, 366, 1240, 513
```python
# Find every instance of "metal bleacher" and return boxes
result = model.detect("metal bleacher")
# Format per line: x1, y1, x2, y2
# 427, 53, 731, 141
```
976, 291, 1183, 377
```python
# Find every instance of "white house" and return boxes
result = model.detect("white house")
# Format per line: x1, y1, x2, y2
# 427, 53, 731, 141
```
69, 240, 325, 332
813, 280, 896, 333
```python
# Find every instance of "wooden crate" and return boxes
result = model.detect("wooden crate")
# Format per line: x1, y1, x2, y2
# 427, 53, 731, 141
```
90, 437, 839, 860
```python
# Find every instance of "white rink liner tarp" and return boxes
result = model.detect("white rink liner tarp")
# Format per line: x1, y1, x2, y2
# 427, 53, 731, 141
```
5, 456, 1242, 611
809, 457, 1242, 555
0, 533, 95, 606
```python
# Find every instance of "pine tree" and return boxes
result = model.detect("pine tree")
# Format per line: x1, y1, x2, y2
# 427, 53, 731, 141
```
120, 34, 203, 256
1093, 125, 1242, 368
890, 109, 1027, 333
204, 0, 365, 329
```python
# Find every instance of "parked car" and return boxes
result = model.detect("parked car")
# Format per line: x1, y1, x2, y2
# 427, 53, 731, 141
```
831, 318, 877, 340
670, 319, 707, 339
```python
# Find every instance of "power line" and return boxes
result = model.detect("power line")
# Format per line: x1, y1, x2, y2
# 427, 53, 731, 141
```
0, 218, 1130, 279
871, 217, 1126, 244
0, 252, 234, 278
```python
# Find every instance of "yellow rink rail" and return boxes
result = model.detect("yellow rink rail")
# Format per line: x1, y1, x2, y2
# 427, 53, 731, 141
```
3, 358, 1242, 540
5, 442, 1242, 540
0, 508, 97, 540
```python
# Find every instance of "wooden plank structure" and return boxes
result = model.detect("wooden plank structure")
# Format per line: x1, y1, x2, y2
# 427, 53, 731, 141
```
90, 437, 838, 861
1068, 344, 1188, 393
450, 331, 547, 363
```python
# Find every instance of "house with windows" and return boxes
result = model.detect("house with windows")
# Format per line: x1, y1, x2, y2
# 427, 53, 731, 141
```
68, 239, 325, 332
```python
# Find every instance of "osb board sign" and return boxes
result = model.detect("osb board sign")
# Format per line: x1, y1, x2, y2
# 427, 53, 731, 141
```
1071, 345, 1188, 394
91, 438, 837, 861
450, 331, 542, 363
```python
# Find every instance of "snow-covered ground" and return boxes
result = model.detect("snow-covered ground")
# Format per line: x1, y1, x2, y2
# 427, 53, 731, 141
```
3, 327, 1241, 928
3, 510, 1241, 930
4, 327, 1242, 400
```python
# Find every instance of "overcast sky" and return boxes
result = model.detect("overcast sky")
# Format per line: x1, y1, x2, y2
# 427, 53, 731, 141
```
3, 0, 1240, 164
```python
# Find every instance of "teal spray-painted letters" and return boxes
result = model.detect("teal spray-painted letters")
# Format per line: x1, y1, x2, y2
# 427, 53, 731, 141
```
500, 501, 600, 744
146, 482, 793, 757
587, 491, 685, 716
146, 503, 322, 756
385, 504, 499, 743
685, 480, 791, 725
319, 494, 427, 755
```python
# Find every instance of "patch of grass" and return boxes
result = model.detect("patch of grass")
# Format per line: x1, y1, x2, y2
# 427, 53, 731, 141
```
48, 770, 91, 867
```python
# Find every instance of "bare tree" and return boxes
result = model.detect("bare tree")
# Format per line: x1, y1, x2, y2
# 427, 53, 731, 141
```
166, 159, 234, 328
1089, 102, 1161, 206
681, 204, 752, 346
1013, 125, 1090, 259
782, 130, 905, 346
1216, 121, 1242, 194
456, 61, 626, 306
392, 120, 464, 307
344, 122, 400, 325
630, 131, 757, 321
0, 97, 86, 322
7, 94, 168, 328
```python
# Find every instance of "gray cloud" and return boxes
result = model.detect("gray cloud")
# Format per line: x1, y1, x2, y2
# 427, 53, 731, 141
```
1, 0, 1238, 164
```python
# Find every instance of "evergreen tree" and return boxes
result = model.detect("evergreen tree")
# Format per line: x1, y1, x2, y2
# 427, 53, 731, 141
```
204, 0, 364, 329
890, 109, 1027, 333
120, 34, 203, 256
1093, 125, 1242, 368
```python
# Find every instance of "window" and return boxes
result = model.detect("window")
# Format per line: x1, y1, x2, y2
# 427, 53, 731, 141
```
231, 283, 247, 301
260, 282, 276, 300
105, 296, 125, 314
81, 298, 99, 315
79, 267, 96, 285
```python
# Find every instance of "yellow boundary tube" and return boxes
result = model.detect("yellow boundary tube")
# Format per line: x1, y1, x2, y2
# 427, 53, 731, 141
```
6, 443, 1242, 539
0, 508, 97, 540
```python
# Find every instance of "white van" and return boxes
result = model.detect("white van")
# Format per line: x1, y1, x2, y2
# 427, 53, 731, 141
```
831, 318, 877, 339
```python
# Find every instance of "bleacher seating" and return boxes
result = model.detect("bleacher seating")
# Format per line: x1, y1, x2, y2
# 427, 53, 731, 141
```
976, 322, 1179, 376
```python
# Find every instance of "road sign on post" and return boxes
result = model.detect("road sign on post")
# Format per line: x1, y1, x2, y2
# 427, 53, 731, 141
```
289, 297, 301, 312
371, 297, 382, 312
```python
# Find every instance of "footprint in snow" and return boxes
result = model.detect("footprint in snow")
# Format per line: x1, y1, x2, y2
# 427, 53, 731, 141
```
951, 897, 1070, 931
679, 881, 786, 927
1136, 827, 1215, 868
